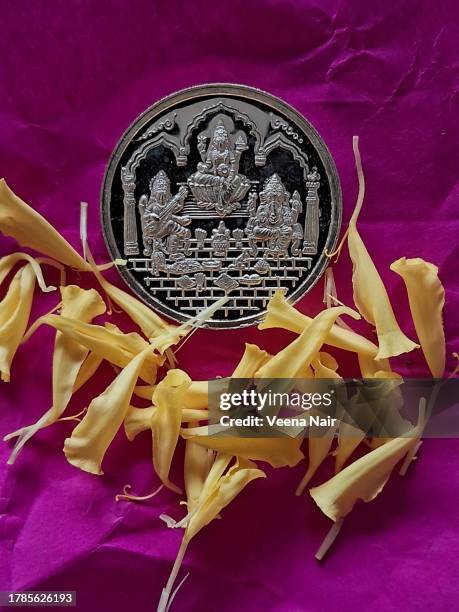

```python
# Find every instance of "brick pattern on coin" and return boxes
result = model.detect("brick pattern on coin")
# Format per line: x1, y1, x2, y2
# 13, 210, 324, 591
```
101, 85, 341, 328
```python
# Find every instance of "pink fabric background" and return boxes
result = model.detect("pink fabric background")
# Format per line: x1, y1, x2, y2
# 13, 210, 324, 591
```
1, 1, 458, 610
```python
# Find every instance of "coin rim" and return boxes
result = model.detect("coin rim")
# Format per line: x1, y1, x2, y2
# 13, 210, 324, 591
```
101, 83, 342, 329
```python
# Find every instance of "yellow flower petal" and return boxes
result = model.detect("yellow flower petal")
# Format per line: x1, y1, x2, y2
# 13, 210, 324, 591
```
259, 289, 378, 357
296, 353, 342, 495
64, 346, 155, 474
89, 253, 178, 341
124, 406, 209, 441
256, 306, 360, 379
296, 427, 337, 496
0, 252, 64, 292
124, 406, 156, 441
180, 343, 269, 513
345, 138, 418, 360
183, 433, 213, 514
311, 352, 341, 378
185, 457, 265, 542
310, 422, 423, 522
180, 426, 303, 468
0, 264, 36, 381
5, 286, 106, 461
357, 353, 391, 378
184, 381, 208, 409
132, 343, 269, 410
390, 257, 445, 377
232, 343, 271, 377
133, 384, 155, 401
24, 315, 161, 383
152, 369, 192, 493
72, 352, 103, 392
0, 179, 89, 270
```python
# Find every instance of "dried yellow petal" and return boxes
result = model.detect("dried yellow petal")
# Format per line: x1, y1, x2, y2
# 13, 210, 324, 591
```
310, 421, 423, 522
133, 343, 269, 407
89, 253, 178, 341
183, 436, 212, 514
256, 306, 360, 379
311, 352, 340, 378
24, 315, 161, 383
152, 369, 192, 493
180, 427, 303, 468
259, 289, 376, 357
5, 286, 106, 461
72, 352, 103, 392
296, 352, 342, 495
185, 457, 265, 542
390, 257, 445, 377
183, 381, 208, 409
0, 264, 36, 381
125, 406, 209, 441
64, 346, 155, 474
180, 343, 269, 515
0, 252, 64, 292
232, 343, 271, 377
124, 406, 156, 441
344, 138, 418, 360
0, 179, 89, 270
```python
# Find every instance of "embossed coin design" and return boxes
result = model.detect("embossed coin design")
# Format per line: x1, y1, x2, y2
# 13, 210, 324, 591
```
101, 84, 342, 328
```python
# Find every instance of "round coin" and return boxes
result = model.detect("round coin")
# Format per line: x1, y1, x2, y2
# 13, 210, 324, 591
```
101, 84, 342, 329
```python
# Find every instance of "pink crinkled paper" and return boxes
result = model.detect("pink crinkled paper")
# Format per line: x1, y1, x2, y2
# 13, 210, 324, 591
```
1, 1, 458, 611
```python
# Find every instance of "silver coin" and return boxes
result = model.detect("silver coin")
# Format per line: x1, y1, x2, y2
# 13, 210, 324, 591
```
101, 84, 341, 329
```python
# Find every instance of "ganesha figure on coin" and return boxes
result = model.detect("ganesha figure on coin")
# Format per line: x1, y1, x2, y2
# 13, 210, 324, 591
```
246, 174, 303, 257
139, 170, 191, 258
187, 116, 250, 216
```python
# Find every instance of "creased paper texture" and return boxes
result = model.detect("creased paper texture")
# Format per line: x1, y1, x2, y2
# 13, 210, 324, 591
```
0, 1, 458, 610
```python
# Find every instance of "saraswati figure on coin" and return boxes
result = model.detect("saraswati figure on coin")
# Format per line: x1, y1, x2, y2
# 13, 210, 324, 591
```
138, 170, 191, 259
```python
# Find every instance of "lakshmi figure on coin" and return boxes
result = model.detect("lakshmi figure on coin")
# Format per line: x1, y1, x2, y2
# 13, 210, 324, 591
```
187, 116, 250, 216
246, 174, 303, 257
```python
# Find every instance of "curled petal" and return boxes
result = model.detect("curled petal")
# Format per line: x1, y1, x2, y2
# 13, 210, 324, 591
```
64, 346, 156, 474
346, 138, 418, 360
232, 343, 271, 377
185, 457, 265, 542
181, 426, 303, 468
296, 353, 342, 495
0, 179, 89, 270
24, 315, 161, 383
256, 306, 360, 379
124, 406, 208, 441
310, 419, 424, 522
88, 249, 177, 341
259, 290, 375, 357
5, 286, 106, 461
0, 252, 64, 292
390, 257, 445, 377
152, 369, 192, 493
0, 264, 36, 381
311, 352, 341, 379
